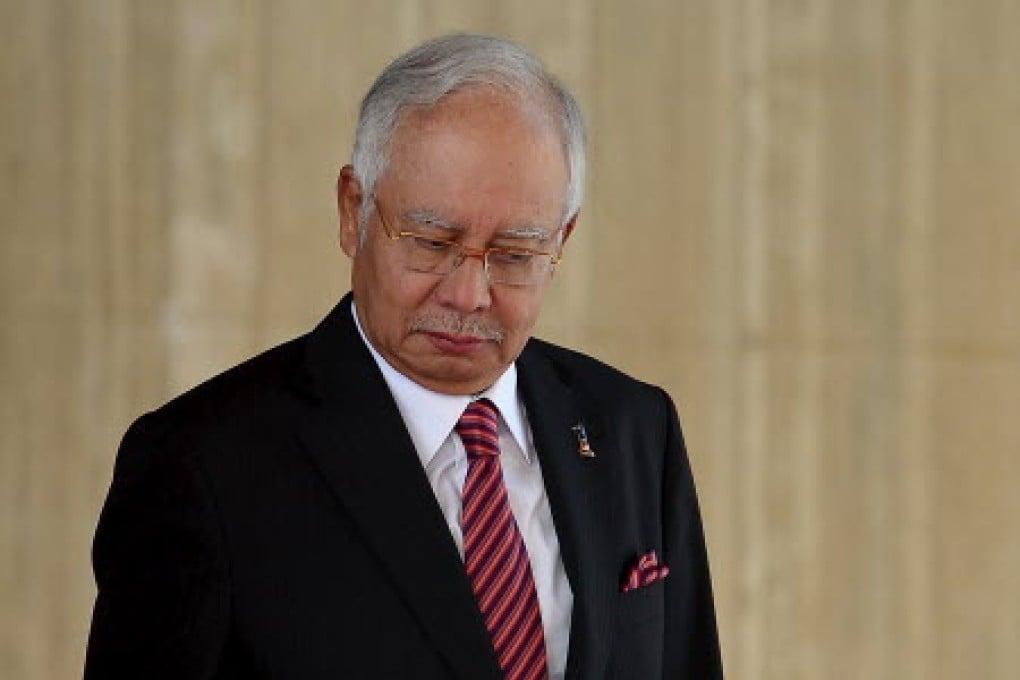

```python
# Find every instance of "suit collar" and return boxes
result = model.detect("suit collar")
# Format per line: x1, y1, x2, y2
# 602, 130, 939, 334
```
518, 341, 618, 679
298, 297, 618, 679
297, 294, 502, 680
349, 300, 532, 466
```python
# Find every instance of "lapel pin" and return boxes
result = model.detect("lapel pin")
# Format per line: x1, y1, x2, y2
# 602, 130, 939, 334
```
571, 423, 595, 458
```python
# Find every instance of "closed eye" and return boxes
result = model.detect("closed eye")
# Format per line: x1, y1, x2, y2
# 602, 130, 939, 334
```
489, 249, 537, 265
409, 236, 455, 252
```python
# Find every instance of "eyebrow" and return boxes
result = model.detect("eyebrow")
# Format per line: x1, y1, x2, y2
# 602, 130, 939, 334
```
497, 226, 555, 241
402, 208, 556, 241
403, 209, 460, 233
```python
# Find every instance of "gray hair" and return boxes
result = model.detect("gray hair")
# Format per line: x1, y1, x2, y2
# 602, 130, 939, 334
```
351, 33, 586, 231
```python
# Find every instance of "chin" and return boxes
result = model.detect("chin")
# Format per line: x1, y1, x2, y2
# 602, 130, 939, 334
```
408, 360, 497, 393
427, 363, 496, 387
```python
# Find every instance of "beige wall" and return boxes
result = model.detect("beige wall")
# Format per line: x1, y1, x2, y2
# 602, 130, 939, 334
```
3, 1, 1019, 677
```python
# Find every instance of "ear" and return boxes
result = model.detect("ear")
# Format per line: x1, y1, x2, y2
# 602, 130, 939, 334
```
549, 212, 578, 279
559, 211, 579, 248
337, 165, 363, 258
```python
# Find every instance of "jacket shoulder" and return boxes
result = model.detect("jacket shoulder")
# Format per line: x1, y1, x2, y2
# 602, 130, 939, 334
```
524, 337, 669, 407
128, 334, 312, 451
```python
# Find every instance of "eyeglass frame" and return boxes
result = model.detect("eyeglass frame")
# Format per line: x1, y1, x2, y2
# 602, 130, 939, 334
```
370, 195, 565, 287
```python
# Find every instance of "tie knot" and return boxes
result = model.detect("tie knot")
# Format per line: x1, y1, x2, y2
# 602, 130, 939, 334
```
456, 399, 500, 459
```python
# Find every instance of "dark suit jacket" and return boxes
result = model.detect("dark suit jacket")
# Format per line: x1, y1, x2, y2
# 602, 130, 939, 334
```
85, 294, 722, 679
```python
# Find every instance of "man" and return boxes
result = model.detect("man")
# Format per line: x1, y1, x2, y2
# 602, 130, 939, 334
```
86, 34, 722, 679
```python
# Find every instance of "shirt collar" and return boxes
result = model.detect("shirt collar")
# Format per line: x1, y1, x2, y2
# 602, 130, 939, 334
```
350, 301, 531, 467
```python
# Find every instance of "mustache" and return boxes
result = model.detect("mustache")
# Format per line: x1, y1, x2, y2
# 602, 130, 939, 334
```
409, 313, 505, 343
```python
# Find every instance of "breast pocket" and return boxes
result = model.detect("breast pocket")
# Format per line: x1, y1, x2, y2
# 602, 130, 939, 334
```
610, 579, 666, 679
616, 578, 665, 627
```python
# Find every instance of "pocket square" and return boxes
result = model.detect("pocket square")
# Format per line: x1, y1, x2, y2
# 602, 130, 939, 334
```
621, 549, 670, 592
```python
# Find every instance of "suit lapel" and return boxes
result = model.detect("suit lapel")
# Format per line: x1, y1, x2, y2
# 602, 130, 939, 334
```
518, 343, 618, 679
295, 297, 501, 680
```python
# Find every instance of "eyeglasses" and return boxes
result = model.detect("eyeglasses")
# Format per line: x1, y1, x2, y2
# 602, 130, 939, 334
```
372, 197, 563, 287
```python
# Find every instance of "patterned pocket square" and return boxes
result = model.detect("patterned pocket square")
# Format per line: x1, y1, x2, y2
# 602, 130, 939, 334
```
621, 549, 671, 592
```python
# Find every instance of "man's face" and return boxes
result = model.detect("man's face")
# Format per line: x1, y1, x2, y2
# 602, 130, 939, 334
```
338, 88, 575, 395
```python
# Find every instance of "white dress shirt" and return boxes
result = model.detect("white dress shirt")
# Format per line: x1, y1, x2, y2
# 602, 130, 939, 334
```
352, 303, 572, 678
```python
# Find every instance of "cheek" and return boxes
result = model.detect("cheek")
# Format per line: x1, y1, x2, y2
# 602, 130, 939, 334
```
365, 256, 431, 307
354, 253, 430, 334
493, 290, 544, 332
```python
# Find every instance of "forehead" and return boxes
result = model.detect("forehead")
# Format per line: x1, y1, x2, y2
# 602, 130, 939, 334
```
379, 88, 569, 227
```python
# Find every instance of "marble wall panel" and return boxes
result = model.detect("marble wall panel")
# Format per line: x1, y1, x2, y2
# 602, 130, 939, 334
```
2, 1, 1017, 677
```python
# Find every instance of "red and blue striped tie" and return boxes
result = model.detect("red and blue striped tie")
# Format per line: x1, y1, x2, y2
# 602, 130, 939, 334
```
457, 399, 548, 680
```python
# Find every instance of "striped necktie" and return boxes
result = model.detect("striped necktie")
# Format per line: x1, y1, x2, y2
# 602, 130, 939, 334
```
456, 399, 548, 680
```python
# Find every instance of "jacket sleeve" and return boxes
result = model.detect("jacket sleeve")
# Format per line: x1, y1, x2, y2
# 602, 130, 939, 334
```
659, 388, 724, 678
85, 415, 231, 679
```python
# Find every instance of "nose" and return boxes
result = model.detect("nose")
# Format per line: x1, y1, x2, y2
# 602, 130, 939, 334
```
434, 252, 492, 313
